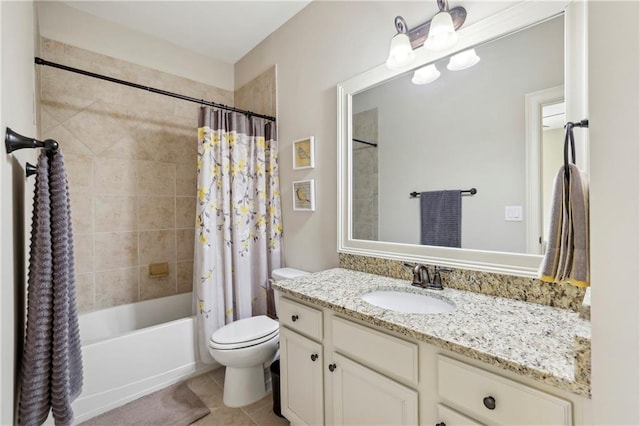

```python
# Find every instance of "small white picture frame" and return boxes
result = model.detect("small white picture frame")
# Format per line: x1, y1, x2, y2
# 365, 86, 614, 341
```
293, 179, 315, 211
292, 136, 315, 170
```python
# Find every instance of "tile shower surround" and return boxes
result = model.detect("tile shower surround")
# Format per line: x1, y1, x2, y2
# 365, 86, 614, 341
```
39, 38, 235, 313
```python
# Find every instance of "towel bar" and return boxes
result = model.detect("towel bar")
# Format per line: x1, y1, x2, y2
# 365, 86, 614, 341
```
5, 127, 59, 154
410, 188, 477, 198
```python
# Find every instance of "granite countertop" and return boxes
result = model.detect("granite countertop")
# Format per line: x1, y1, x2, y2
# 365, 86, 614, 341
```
273, 268, 591, 398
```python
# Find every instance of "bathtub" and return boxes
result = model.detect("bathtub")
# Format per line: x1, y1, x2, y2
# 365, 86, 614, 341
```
71, 293, 216, 423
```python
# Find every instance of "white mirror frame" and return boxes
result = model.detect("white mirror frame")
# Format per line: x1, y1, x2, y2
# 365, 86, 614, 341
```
338, 1, 584, 278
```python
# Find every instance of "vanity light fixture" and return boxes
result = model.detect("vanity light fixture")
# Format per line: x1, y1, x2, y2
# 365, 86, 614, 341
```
411, 64, 441, 85
385, 0, 467, 70
447, 48, 480, 71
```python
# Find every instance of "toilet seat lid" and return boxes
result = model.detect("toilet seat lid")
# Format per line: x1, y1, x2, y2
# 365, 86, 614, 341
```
210, 315, 278, 346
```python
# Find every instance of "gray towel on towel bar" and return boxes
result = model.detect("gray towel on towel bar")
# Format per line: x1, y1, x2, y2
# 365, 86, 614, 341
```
420, 190, 462, 248
19, 150, 83, 426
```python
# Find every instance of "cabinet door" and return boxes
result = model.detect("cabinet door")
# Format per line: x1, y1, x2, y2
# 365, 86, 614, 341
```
280, 326, 324, 425
330, 353, 418, 425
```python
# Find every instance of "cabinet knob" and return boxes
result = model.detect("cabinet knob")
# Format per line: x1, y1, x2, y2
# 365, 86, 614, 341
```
291, 314, 299, 322
328, 363, 337, 372
483, 396, 496, 410
310, 353, 318, 362
435, 423, 446, 426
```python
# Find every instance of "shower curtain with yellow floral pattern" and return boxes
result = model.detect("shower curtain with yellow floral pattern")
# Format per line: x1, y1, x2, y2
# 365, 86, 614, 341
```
194, 107, 283, 363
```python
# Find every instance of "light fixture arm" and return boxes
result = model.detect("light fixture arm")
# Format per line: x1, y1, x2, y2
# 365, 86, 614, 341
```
394, 16, 409, 34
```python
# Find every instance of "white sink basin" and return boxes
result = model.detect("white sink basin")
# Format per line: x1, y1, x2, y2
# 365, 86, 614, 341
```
361, 290, 455, 314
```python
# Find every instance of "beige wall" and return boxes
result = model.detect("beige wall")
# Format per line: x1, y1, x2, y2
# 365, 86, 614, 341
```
36, 1, 234, 91
589, 1, 640, 423
1, 2, 38, 423
39, 38, 233, 313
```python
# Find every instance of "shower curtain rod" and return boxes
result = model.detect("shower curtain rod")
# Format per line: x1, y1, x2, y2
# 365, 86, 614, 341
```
34, 57, 276, 122
353, 138, 378, 147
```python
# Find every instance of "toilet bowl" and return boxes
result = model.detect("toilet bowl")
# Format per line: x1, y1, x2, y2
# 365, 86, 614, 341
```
208, 267, 308, 407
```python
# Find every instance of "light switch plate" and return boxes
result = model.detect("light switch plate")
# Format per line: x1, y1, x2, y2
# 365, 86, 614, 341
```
505, 205, 523, 221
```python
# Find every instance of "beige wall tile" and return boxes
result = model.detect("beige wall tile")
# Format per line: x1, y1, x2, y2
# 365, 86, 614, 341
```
99, 135, 140, 161
95, 268, 139, 309
176, 163, 196, 196
94, 195, 137, 232
41, 93, 93, 126
139, 229, 176, 265
40, 67, 95, 106
176, 196, 196, 229
139, 262, 176, 301
65, 153, 93, 194
70, 193, 93, 234
75, 273, 95, 313
234, 66, 276, 118
177, 261, 193, 294
137, 160, 175, 196
94, 232, 138, 270
138, 196, 175, 230
73, 233, 94, 274
64, 102, 129, 155
47, 125, 94, 157
176, 228, 195, 261
166, 118, 197, 165
40, 108, 60, 133
40, 37, 228, 312
94, 158, 138, 195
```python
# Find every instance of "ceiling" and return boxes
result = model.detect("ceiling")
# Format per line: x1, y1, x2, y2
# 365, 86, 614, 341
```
62, 1, 311, 64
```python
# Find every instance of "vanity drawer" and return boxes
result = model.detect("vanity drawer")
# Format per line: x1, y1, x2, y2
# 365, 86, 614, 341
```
279, 297, 323, 340
331, 316, 418, 385
437, 404, 484, 426
437, 355, 572, 426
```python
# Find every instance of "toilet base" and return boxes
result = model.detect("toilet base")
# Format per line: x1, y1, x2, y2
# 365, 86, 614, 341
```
223, 365, 268, 407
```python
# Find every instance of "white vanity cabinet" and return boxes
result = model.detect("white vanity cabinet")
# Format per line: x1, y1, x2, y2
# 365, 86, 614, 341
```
328, 317, 419, 425
279, 298, 324, 425
278, 294, 587, 426
280, 327, 324, 425
279, 296, 419, 426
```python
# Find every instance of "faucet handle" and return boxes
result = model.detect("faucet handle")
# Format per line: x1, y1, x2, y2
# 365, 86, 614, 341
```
427, 266, 450, 290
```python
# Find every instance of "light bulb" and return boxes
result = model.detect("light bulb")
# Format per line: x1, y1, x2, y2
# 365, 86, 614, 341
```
411, 64, 441, 85
447, 48, 480, 71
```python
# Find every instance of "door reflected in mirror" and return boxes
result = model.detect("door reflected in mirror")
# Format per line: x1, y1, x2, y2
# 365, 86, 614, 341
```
351, 16, 565, 255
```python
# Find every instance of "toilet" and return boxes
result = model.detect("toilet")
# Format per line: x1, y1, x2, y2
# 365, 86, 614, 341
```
208, 267, 308, 407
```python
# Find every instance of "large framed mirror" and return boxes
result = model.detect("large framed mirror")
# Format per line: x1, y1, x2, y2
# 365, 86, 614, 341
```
337, 1, 587, 277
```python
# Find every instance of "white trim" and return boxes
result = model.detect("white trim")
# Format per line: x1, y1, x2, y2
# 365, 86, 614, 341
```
524, 85, 565, 255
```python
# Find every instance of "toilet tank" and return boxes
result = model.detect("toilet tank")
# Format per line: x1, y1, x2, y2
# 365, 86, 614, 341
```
271, 267, 308, 319
272, 267, 308, 281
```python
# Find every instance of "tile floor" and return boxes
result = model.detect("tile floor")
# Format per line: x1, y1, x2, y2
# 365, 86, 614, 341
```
187, 367, 290, 426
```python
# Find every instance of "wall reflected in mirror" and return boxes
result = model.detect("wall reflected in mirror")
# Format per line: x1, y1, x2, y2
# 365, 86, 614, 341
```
352, 15, 564, 255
